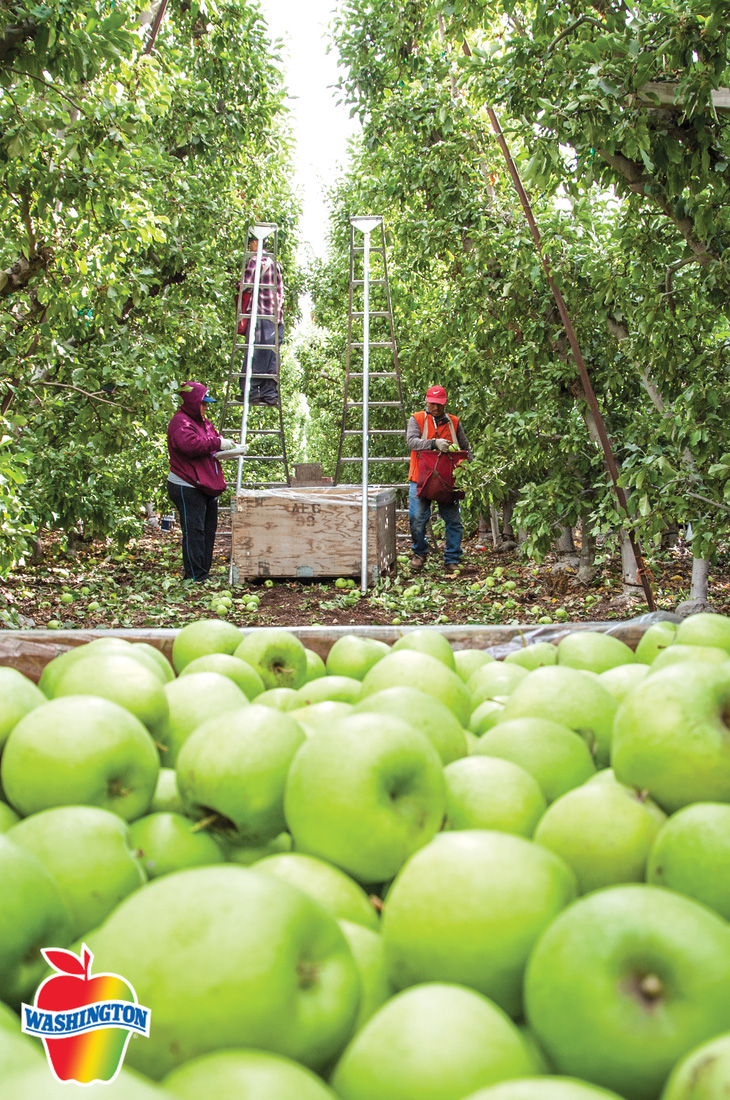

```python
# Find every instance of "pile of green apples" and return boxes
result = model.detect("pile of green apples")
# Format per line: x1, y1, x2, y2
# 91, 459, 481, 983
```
3, 613, 730, 1099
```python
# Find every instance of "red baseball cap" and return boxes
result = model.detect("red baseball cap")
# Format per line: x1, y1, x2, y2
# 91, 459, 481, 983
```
426, 385, 448, 404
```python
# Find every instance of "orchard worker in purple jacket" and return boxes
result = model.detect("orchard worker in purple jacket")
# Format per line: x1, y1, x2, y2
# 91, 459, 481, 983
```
167, 381, 236, 582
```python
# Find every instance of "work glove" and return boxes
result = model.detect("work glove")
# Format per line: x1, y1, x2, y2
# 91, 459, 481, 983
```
219, 437, 238, 451
434, 438, 451, 453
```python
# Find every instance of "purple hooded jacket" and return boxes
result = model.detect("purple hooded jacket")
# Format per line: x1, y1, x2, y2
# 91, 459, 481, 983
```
167, 381, 226, 496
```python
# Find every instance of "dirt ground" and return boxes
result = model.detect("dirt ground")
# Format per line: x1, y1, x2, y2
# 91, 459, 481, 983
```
1, 514, 728, 633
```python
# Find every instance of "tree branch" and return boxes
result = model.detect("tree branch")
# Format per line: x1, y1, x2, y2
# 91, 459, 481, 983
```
0, 18, 38, 64
35, 381, 133, 411
665, 255, 700, 313
546, 16, 605, 56
4, 66, 87, 114
0, 245, 53, 298
686, 491, 730, 517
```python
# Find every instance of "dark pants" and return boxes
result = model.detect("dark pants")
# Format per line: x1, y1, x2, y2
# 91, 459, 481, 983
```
241, 319, 284, 405
167, 482, 219, 582
409, 480, 464, 564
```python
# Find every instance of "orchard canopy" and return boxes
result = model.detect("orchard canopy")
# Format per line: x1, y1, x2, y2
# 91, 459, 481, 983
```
2, 1, 729, 589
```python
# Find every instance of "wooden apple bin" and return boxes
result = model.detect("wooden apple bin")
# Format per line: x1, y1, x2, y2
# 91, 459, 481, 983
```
229, 486, 397, 585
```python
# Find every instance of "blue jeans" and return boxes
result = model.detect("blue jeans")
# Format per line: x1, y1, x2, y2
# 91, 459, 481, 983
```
409, 480, 464, 564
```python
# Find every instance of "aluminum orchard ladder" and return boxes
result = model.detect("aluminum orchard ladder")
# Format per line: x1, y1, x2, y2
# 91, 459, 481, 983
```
218, 222, 290, 492
334, 216, 408, 590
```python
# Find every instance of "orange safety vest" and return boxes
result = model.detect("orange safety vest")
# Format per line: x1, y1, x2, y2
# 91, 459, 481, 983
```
408, 411, 461, 482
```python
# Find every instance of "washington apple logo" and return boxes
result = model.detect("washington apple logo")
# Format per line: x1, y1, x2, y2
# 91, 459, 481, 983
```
21, 944, 151, 1085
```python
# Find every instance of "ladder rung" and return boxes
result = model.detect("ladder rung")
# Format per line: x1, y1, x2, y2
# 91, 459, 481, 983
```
352, 279, 387, 285
351, 342, 393, 348
240, 482, 289, 489
243, 456, 285, 462
351, 312, 390, 318
347, 401, 402, 407
348, 372, 397, 378
339, 457, 409, 463
233, 347, 282, 354
344, 429, 405, 436
353, 247, 385, 253
245, 429, 282, 436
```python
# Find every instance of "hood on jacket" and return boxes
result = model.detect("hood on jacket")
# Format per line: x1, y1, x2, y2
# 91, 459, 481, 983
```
179, 381, 209, 421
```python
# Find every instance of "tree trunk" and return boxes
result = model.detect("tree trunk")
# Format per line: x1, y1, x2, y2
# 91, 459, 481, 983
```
555, 525, 575, 555
620, 532, 643, 596
502, 500, 515, 542
690, 555, 710, 601
578, 519, 597, 584
489, 503, 500, 548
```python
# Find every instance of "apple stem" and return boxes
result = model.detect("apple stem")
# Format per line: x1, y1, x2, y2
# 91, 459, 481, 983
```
639, 973, 663, 1001
190, 813, 221, 833
155, 740, 168, 753
369, 895, 384, 913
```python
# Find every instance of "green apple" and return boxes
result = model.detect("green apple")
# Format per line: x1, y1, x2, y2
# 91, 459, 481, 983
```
633, 621, 678, 664
1, 695, 159, 820
225, 831, 292, 865
460, 1079, 625, 1099
467, 662, 529, 707
354, 686, 467, 764
360, 651, 472, 727
151, 767, 184, 814
234, 629, 308, 690
597, 663, 649, 701
454, 649, 495, 682
171, 619, 243, 673
130, 811, 226, 879
332, 982, 533, 1100
9, 804, 146, 938
498, 666, 618, 767
289, 701, 353, 736
675, 611, 730, 654
534, 781, 665, 894
647, 643, 730, 674
391, 629, 457, 670
338, 919, 393, 1030
612, 664, 730, 812
0, 834, 72, 1007
1, 1064, 184, 1098
443, 756, 546, 837
284, 713, 446, 883
0, 1002, 21, 1031
504, 643, 558, 671
158, 671, 248, 764
255, 687, 302, 710
0, 668, 45, 751
84, 865, 360, 1078
162, 1049, 339, 1100
556, 631, 636, 673
52, 653, 169, 741
304, 648, 328, 682
254, 852, 379, 929
132, 642, 175, 683
176, 704, 305, 844
382, 830, 576, 1018
0, 1026, 43, 1080
326, 635, 390, 680
525, 884, 730, 1100
179, 653, 265, 699
473, 718, 596, 802
0, 800, 19, 831
82, 637, 172, 683
647, 802, 730, 919
660, 1031, 730, 1100
295, 676, 363, 706
469, 699, 507, 736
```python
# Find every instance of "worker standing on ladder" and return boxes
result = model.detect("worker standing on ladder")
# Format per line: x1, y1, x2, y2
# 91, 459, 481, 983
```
407, 385, 472, 575
238, 232, 284, 406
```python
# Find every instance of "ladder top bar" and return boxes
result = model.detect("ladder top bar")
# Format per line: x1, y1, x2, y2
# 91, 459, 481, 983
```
352, 279, 387, 285
351, 216, 383, 233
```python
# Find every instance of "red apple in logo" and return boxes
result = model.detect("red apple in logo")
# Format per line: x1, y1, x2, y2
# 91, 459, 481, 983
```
28, 945, 147, 1084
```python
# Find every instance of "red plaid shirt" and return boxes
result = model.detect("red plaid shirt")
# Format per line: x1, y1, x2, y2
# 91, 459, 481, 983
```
243, 253, 284, 325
